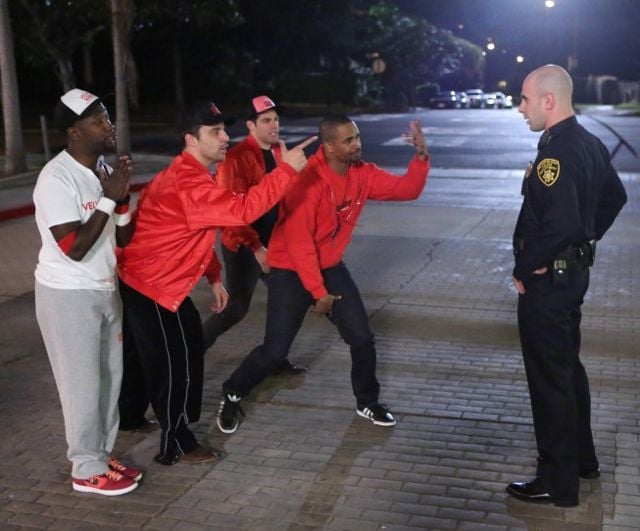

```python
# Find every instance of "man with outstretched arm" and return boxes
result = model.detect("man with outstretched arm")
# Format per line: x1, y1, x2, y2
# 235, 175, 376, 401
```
217, 115, 430, 434
117, 101, 316, 465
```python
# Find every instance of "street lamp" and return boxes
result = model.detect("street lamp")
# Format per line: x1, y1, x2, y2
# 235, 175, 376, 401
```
545, 0, 556, 7
516, 55, 525, 63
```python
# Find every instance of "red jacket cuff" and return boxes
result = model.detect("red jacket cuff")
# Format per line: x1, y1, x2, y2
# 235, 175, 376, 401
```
277, 162, 298, 177
311, 285, 328, 300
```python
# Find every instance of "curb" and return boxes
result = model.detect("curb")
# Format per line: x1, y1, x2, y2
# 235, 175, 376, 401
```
0, 181, 149, 223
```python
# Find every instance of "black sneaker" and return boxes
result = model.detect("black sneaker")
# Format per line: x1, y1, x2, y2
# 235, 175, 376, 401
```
272, 358, 308, 375
356, 403, 396, 427
216, 393, 244, 434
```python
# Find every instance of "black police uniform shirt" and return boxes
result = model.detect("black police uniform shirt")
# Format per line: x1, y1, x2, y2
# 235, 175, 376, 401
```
513, 115, 627, 281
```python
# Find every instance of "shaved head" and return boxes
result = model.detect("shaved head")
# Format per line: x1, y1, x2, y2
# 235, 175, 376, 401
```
518, 64, 575, 131
319, 115, 354, 143
525, 64, 573, 108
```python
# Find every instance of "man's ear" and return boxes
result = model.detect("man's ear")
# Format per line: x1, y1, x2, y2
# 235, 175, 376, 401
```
324, 141, 334, 153
543, 92, 555, 110
67, 125, 80, 141
246, 119, 256, 134
184, 132, 197, 148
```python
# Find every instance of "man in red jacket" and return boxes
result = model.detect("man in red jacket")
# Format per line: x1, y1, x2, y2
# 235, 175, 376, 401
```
217, 114, 429, 433
118, 101, 316, 465
201, 95, 306, 374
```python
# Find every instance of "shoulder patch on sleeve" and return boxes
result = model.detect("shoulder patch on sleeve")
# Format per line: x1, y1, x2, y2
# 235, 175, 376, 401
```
536, 158, 560, 187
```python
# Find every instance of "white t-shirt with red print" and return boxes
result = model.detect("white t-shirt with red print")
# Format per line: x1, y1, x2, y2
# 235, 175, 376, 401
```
33, 150, 117, 290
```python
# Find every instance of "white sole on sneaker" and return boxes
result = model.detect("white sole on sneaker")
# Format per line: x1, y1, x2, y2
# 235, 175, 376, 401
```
216, 416, 239, 434
72, 480, 138, 496
356, 408, 396, 427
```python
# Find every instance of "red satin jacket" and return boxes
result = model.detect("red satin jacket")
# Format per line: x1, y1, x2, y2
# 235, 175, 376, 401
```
118, 150, 297, 312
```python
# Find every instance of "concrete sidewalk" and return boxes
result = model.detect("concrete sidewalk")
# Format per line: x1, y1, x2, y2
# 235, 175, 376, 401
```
0, 163, 638, 530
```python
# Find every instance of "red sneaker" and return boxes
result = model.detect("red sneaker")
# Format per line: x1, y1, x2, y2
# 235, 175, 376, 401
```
72, 470, 137, 496
108, 457, 143, 481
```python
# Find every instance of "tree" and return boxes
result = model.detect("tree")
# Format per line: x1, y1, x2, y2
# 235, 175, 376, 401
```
15, 0, 108, 92
364, 1, 482, 108
110, 0, 136, 156
135, 0, 242, 108
0, 0, 27, 176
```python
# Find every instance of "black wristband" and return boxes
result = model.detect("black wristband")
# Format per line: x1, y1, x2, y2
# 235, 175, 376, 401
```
116, 194, 131, 206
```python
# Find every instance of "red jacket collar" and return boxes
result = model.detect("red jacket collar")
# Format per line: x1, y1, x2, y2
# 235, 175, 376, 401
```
180, 150, 214, 174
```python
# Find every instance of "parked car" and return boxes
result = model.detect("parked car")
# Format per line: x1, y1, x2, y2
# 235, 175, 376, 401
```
456, 91, 469, 108
503, 94, 514, 109
465, 89, 486, 109
484, 92, 500, 108
430, 90, 466, 109
485, 91, 511, 109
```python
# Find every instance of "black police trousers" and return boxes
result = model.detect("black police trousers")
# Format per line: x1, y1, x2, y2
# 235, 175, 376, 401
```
517, 267, 599, 506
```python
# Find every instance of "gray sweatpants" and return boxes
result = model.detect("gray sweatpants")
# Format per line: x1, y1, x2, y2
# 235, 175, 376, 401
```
35, 282, 123, 479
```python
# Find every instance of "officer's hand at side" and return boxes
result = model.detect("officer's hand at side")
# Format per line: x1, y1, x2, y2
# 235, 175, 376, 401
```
512, 276, 525, 295
279, 136, 318, 173
313, 293, 342, 315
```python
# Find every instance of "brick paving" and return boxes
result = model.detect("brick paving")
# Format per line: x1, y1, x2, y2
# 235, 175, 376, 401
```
0, 160, 638, 529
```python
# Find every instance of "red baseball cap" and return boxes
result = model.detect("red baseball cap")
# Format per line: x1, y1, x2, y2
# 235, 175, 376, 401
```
251, 95, 278, 114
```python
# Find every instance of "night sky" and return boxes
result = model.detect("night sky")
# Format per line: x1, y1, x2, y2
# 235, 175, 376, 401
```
397, 0, 640, 82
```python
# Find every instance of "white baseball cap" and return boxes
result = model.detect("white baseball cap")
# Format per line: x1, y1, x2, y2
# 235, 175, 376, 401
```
60, 88, 100, 116
54, 88, 104, 130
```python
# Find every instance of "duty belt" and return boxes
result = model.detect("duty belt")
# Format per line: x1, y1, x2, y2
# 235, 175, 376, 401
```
513, 239, 595, 265
553, 241, 596, 273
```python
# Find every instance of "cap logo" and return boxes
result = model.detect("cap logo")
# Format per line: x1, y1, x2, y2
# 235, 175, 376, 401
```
252, 95, 277, 114
210, 103, 221, 115
60, 88, 99, 117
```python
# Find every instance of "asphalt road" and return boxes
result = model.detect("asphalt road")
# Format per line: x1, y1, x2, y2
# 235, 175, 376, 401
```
129, 107, 639, 173
229, 107, 640, 173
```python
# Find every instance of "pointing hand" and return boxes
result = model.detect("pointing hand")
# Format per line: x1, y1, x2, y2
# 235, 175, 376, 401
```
280, 136, 318, 172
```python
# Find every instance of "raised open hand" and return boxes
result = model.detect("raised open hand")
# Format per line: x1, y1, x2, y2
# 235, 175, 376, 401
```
401, 120, 428, 159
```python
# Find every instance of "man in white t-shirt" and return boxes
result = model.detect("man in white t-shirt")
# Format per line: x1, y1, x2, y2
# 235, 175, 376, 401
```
33, 88, 141, 496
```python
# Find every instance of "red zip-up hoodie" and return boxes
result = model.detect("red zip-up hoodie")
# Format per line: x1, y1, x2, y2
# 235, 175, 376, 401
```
267, 146, 429, 299
119, 151, 297, 312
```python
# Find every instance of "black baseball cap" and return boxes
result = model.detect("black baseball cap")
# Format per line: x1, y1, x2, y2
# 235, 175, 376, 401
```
179, 100, 235, 135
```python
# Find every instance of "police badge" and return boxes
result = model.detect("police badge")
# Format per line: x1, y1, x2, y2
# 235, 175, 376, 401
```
536, 158, 560, 187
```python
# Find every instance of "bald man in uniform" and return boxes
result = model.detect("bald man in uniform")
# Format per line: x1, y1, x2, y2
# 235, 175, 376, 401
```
507, 65, 626, 507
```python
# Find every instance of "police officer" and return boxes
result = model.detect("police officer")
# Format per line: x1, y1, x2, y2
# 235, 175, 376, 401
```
507, 65, 627, 507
